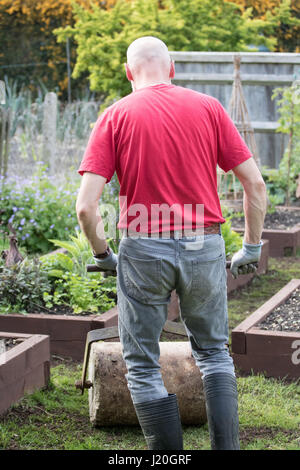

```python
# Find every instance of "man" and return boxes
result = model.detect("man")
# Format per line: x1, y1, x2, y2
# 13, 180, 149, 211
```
76, 36, 267, 450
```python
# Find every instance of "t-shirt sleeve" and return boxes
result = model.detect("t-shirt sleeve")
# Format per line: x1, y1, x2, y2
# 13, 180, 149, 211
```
214, 100, 253, 173
78, 109, 116, 182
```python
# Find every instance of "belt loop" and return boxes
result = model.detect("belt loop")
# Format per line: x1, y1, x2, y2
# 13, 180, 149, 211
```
174, 230, 180, 240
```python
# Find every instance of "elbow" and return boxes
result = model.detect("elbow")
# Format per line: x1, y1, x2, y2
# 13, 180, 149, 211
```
244, 178, 267, 210
76, 201, 97, 221
244, 176, 266, 195
255, 178, 267, 194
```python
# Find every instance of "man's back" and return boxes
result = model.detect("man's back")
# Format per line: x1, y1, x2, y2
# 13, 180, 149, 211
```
80, 84, 252, 232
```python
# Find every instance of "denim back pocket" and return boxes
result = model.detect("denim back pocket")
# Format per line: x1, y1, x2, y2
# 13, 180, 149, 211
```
122, 253, 163, 303
191, 252, 226, 302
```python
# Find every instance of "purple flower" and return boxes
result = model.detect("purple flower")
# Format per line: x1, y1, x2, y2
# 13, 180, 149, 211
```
30, 219, 35, 223
20, 218, 26, 225
50, 224, 55, 229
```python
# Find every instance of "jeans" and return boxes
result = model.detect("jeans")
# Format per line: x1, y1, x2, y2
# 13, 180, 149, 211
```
117, 232, 235, 404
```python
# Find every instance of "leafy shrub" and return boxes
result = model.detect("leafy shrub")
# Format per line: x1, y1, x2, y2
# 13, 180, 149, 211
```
0, 165, 80, 254
43, 272, 116, 314
44, 230, 94, 277
221, 219, 243, 258
55, 0, 282, 105
0, 257, 52, 314
40, 231, 117, 314
268, 81, 300, 206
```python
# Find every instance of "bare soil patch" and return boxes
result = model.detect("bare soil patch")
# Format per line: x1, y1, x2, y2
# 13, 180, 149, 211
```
239, 426, 300, 446
232, 208, 300, 230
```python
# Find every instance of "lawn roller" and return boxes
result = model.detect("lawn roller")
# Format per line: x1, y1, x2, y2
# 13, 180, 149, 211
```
75, 263, 209, 426
75, 259, 250, 426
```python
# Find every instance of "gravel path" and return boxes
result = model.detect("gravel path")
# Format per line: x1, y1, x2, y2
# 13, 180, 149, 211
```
258, 288, 300, 332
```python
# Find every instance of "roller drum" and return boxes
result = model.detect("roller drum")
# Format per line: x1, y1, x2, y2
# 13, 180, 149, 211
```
88, 341, 207, 426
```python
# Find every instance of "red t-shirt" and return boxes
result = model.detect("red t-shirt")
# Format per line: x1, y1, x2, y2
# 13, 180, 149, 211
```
78, 84, 252, 233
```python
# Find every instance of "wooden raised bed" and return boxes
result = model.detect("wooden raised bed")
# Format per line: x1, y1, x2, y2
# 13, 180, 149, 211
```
0, 292, 180, 361
231, 279, 300, 380
0, 332, 50, 415
232, 226, 300, 257
0, 308, 118, 361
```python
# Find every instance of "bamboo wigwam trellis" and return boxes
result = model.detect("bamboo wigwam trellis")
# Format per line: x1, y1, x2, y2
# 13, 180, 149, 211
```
218, 54, 261, 204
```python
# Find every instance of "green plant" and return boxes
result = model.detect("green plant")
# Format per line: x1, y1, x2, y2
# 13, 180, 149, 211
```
0, 257, 52, 314
0, 165, 80, 254
221, 219, 243, 258
43, 271, 116, 314
44, 230, 93, 277
40, 231, 117, 314
271, 80, 300, 206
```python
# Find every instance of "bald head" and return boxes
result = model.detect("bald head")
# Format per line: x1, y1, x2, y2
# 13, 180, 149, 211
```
126, 36, 174, 89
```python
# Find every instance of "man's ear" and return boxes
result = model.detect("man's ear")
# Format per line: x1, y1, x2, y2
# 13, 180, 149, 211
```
169, 60, 175, 79
125, 63, 133, 82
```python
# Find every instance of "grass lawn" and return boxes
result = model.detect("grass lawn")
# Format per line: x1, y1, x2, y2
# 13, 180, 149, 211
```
0, 254, 299, 451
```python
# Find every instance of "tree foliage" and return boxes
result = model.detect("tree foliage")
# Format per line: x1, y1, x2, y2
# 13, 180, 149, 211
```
228, 0, 300, 52
55, 0, 297, 102
0, 0, 298, 97
0, 0, 116, 95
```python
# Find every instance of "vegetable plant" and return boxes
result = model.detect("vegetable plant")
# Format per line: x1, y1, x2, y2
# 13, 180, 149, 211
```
40, 231, 117, 314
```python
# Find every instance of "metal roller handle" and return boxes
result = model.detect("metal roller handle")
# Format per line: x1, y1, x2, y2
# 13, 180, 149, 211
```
87, 261, 233, 272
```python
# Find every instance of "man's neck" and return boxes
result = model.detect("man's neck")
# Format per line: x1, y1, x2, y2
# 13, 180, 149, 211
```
132, 79, 172, 91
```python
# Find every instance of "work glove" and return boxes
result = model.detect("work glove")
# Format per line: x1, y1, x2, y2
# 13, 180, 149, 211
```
230, 240, 262, 279
93, 247, 118, 272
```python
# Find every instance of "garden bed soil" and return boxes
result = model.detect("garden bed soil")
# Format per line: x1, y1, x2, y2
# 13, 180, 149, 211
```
231, 207, 300, 231
0, 332, 50, 415
231, 279, 300, 380
0, 337, 24, 352
231, 209, 300, 257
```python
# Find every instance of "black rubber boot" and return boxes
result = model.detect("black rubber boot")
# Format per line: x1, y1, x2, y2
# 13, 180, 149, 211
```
203, 373, 240, 450
134, 394, 183, 450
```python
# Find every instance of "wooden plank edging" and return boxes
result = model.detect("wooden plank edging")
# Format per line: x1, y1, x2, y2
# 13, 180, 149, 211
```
232, 279, 300, 336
